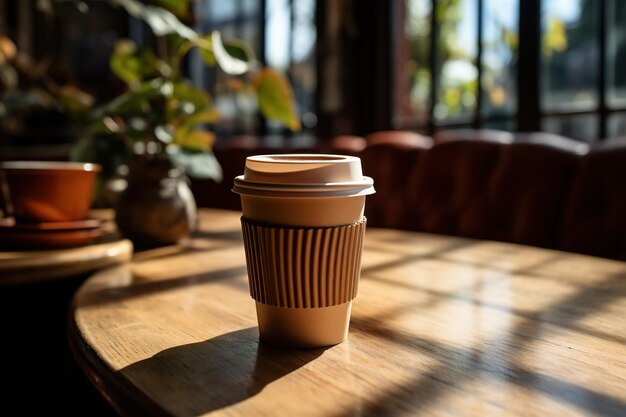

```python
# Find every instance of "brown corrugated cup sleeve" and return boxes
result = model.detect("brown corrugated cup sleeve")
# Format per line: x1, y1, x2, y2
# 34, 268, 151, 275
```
241, 217, 367, 308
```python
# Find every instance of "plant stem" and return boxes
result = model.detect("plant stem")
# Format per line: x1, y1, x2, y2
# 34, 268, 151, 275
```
170, 39, 194, 80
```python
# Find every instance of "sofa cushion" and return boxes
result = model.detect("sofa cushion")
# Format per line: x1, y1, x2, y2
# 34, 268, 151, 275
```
560, 143, 626, 261
408, 140, 501, 235
362, 139, 431, 228
409, 138, 582, 249
459, 142, 581, 248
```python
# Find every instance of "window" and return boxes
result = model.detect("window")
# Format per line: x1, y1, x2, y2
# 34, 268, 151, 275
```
192, 0, 317, 141
396, 0, 626, 142
396, 0, 518, 133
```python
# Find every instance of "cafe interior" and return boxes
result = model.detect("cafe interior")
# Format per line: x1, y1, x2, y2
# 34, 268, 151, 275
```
1, 1, 625, 416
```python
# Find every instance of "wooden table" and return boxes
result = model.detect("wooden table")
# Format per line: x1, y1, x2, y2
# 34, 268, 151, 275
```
69, 208, 626, 417
0, 239, 133, 285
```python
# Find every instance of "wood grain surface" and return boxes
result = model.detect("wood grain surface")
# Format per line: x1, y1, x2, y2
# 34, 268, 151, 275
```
69, 208, 626, 417
0, 239, 133, 285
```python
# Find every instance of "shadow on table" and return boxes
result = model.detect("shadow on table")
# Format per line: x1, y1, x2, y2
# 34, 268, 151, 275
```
118, 327, 325, 415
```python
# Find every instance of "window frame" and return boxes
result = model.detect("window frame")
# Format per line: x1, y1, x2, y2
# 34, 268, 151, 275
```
391, 0, 626, 141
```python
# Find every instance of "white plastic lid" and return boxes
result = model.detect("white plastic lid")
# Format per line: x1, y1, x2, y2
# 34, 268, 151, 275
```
232, 154, 375, 198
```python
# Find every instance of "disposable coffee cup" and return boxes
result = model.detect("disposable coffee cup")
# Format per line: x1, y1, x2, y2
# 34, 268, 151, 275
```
233, 154, 375, 348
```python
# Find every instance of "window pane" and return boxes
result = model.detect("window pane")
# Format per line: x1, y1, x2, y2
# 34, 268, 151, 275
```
608, 113, 626, 138
435, 0, 478, 123
481, 0, 518, 118
607, 0, 626, 108
542, 114, 598, 142
265, 0, 317, 134
266, 0, 291, 71
193, 0, 316, 137
241, 21, 260, 55
242, 0, 258, 15
291, 0, 317, 130
292, 0, 316, 63
208, 0, 237, 22
541, 0, 598, 112
195, 0, 264, 137
398, 0, 432, 127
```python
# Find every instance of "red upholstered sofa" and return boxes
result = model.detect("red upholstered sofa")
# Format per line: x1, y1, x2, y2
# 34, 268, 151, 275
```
191, 130, 626, 262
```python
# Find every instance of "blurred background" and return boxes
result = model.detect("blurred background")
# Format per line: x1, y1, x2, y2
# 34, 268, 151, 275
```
1, 0, 625, 157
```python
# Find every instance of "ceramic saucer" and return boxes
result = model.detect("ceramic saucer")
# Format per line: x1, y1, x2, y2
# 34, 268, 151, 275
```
0, 218, 107, 249
0, 228, 107, 249
0, 218, 102, 231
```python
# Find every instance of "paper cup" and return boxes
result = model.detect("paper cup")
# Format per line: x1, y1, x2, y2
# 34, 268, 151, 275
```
233, 154, 375, 348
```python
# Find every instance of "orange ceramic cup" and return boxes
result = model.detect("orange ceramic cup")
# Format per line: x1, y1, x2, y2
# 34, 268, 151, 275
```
0, 161, 101, 223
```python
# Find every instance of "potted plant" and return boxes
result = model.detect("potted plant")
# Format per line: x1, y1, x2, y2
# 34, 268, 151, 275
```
68, 0, 301, 245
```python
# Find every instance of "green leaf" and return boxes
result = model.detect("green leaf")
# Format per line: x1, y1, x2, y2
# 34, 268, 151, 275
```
110, 0, 198, 39
110, 40, 142, 87
197, 33, 217, 67
174, 108, 220, 150
210, 31, 250, 75
137, 48, 160, 78
185, 108, 221, 125
58, 85, 94, 115
110, 40, 160, 86
154, 124, 174, 143
172, 82, 211, 109
88, 116, 122, 135
174, 129, 215, 151
167, 147, 223, 181
252, 68, 301, 131
153, 0, 191, 18
224, 38, 254, 63
168, 33, 188, 53
197, 33, 256, 70
166, 81, 212, 121
95, 78, 164, 118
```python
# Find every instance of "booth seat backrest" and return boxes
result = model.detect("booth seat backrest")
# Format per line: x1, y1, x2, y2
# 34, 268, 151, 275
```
458, 141, 582, 248
360, 139, 433, 228
559, 142, 626, 260
407, 140, 501, 236
190, 130, 626, 261
408, 137, 584, 249
329, 135, 367, 155
433, 128, 515, 144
